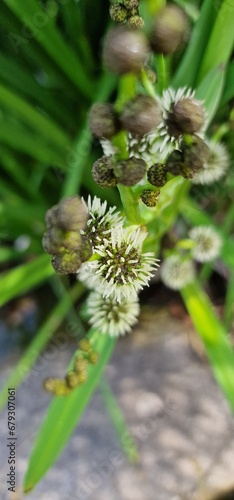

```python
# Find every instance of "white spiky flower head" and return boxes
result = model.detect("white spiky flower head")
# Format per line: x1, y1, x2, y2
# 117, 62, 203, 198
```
189, 226, 222, 262
192, 140, 230, 185
78, 227, 160, 302
161, 254, 195, 290
81, 196, 124, 249
87, 291, 140, 337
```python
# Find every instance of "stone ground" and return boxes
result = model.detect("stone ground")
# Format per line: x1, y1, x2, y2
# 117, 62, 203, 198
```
0, 307, 234, 500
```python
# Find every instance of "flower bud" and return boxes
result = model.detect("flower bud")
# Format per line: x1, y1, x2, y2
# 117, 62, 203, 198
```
65, 371, 79, 389
109, 3, 128, 23
74, 357, 87, 372
87, 351, 99, 364
166, 98, 205, 137
140, 189, 160, 207
120, 95, 162, 137
147, 163, 167, 187
123, 0, 139, 8
89, 103, 120, 139
57, 196, 88, 231
79, 338, 92, 352
150, 4, 188, 55
127, 15, 144, 29
92, 155, 117, 188
114, 157, 146, 186
103, 26, 149, 75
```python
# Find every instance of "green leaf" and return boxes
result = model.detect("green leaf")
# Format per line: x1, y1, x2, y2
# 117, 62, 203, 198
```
220, 62, 234, 106
181, 281, 234, 415
172, 0, 217, 88
224, 270, 234, 331
0, 254, 54, 306
197, 0, 234, 82
23, 332, 116, 492
0, 283, 84, 410
195, 65, 226, 126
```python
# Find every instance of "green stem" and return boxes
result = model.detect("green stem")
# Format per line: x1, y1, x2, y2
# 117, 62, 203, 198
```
141, 68, 158, 99
118, 185, 142, 225
157, 54, 167, 94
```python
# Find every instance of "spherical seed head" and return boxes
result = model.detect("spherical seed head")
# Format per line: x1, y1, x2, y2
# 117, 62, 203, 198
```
79, 338, 92, 352
127, 15, 144, 29
189, 226, 222, 263
181, 135, 211, 176
110, 4, 128, 23
43, 377, 60, 392
87, 351, 99, 364
42, 227, 65, 255
166, 150, 184, 176
114, 157, 146, 186
45, 205, 59, 228
89, 103, 120, 139
140, 189, 160, 207
77, 371, 87, 384
161, 255, 195, 290
192, 140, 230, 185
150, 4, 189, 55
167, 98, 205, 137
65, 371, 79, 389
147, 163, 167, 187
51, 252, 82, 274
123, 0, 139, 8
121, 95, 162, 137
54, 381, 72, 396
74, 357, 88, 372
92, 156, 117, 188
103, 26, 149, 75
57, 197, 88, 232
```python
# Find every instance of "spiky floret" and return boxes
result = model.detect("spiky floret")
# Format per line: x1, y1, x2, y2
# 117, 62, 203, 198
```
192, 140, 230, 185
78, 227, 160, 302
188, 226, 222, 262
87, 291, 140, 337
161, 254, 195, 290
81, 196, 124, 249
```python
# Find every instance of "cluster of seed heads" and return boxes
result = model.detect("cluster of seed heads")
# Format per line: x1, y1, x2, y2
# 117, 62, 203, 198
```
43, 339, 99, 396
109, 0, 144, 30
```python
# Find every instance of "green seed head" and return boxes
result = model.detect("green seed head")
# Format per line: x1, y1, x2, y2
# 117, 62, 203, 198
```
65, 371, 79, 389
74, 357, 88, 373
167, 98, 205, 138
114, 157, 146, 186
181, 135, 210, 177
110, 3, 128, 23
166, 150, 184, 177
127, 15, 144, 29
87, 351, 99, 364
147, 163, 167, 187
57, 196, 88, 232
92, 155, 117, 188
123, 0, 139, 9
89, 103, 120, 139
140, 189, 160, 207
79, 338, 92, 352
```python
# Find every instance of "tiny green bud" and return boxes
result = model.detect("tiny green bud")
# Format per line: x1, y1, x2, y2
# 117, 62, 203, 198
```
150, 4, 189, 55
89, 103, 120, 139
120, 95, 162, 137
65, 371, 79, 389
74, 357, 88, 373
123, 0, 139, 9
140, 189, 160, 207
77, 371, 88, 384
103, 26, 149, 75
79, 338, 92, 352
87, 351, 99, 364
92, 155, 117, 188
147, 163, 167, 187
109, 4, 128, 23
127, 15, 144, 29
114, 157, 146, 186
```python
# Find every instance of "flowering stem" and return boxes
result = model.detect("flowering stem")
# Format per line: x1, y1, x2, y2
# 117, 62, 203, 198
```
141, 68, 158, 99
118, 185, 143, 225
157, 54, 167, 94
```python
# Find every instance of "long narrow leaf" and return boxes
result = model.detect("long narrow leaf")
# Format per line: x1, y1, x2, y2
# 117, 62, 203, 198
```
181, 281, 234, 414
23, 332, 116, 492
195, 65, 225, 126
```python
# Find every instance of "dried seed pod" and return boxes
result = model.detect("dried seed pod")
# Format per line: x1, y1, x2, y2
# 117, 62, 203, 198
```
166, 98, 205, 137
89, 103, 120, 139
147, 163, 167, 187
92, 155, 117, 188
45, 205, 59, 228
114, 157, 146, 186
120, 95, 162, 136
103, 26, 149, 75
109, 3, 128, 23
181, 135, 210, 177
140, 189, 160, 207
150, 4, 189, 55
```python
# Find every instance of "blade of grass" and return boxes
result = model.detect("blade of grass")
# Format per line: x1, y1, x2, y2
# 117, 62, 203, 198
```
100, 377, 139, 463
3, 0, 94, 98
181, 280, 234, 415
0, 254, 54, 307
220, 62, 234, 107
0, 282, 85, 410
23, 330, 116, 492
224, 270, 234, 331
195, 64, 226, 127
172, 0, 217, 88
197, 0, 234, 82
